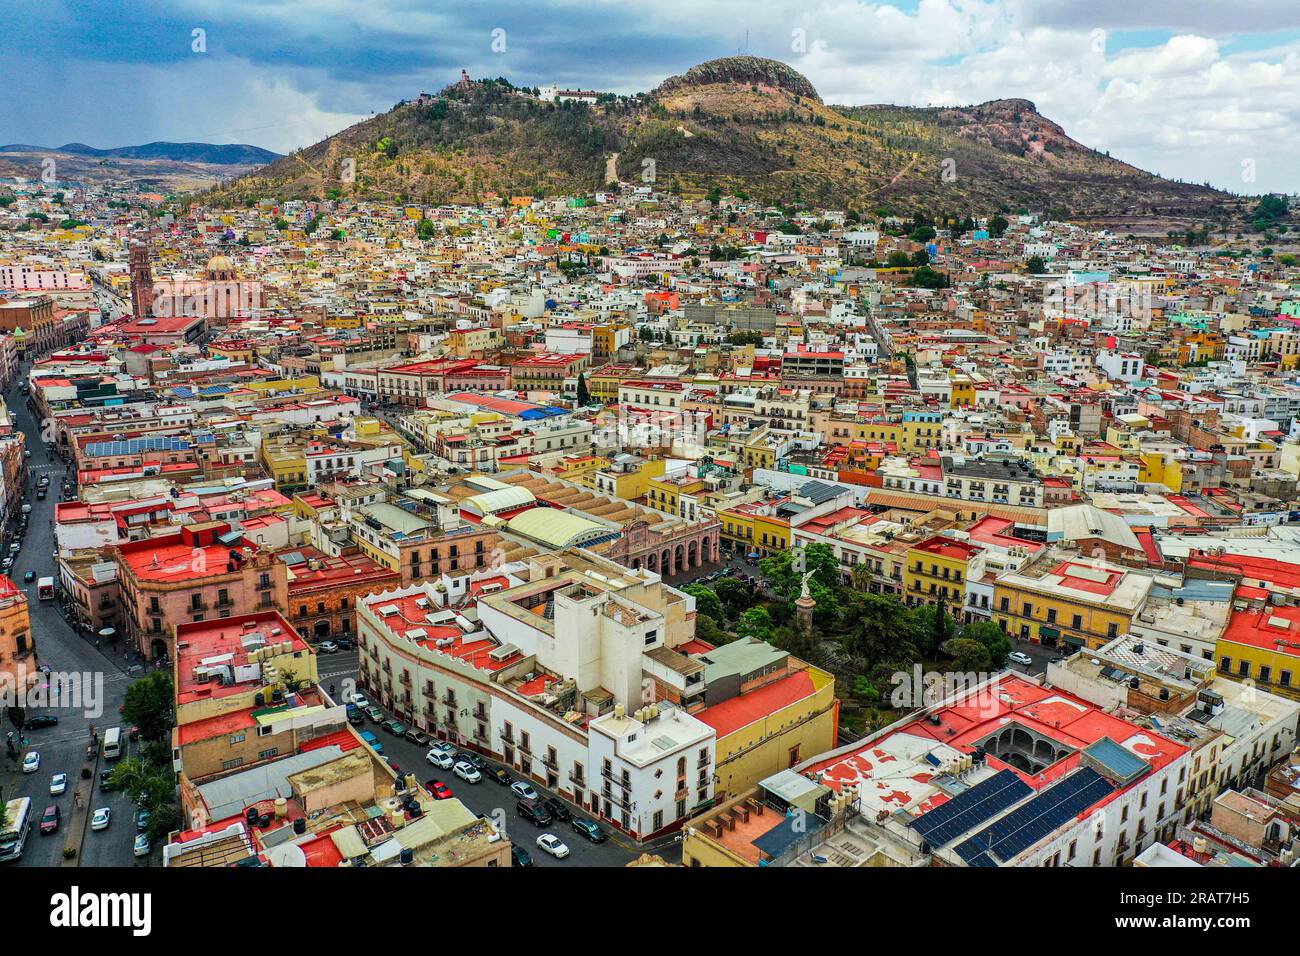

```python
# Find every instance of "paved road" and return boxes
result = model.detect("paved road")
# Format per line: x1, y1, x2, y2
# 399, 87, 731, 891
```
0, 374, 149, 868
315, 650, 662, 867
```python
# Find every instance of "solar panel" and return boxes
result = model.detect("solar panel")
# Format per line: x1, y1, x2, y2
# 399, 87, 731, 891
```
954, 768, 1115, 865
910, 769, 1033, 848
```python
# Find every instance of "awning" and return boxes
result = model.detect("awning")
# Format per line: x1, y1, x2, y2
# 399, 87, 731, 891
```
1062, 634, 1087, 647
329, 825, 368, 860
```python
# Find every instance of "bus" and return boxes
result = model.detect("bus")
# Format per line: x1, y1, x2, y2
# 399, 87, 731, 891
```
102, 726, 122, 760
37, 576, 54, 600
0, 797, 33, 862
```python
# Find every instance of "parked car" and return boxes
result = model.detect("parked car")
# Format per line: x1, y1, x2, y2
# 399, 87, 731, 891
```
511, 844, 533, 867
542, 797, 571, 823
428, 741, 455, 757
98, 770, 116, 792
571, 818, 607, 843
90, 807, 111, 831
485, 766, 511, 786
425, 779, 454, 800
25, 714, 58, 729
404, 729, 431, 747
453, 761, 481, 784
381, 719, 406, 736
22, 570, 33, 583
133, 833, 151, 858
346, 706, 364, 727
22, 750, 39, 773
49, 772, 67, 795
348, 693, 371, 709
364, 705, 383, 722
426, 749, 454, 770
135, 808, 151, 832
127, 725, 140, 741
333, 636, 354, 651
455, 752, 485, 771
1008, 651, 1034, 667
358, 730, 384, 755
316, 641, 339, 654
510, 780, 539, 801
516, 798, 553, 827
535, 833, 570, 859
39, 805, 60, 834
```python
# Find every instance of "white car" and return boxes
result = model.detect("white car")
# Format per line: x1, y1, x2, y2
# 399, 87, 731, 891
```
91, 807, 111, 831
510, 780, 539, 801
133, 833, 151, 857
1007, 651, 1034, 667
426, 749, 455, 770
536, 833, 570, 859
22, 751, 39, 773
50, 772, 67, 795
348, 693, 371, 709
453, 760, 482, 784
429, 741, 455, 756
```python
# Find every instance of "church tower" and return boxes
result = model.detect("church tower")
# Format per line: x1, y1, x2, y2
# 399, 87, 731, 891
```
129, 237, 154, 319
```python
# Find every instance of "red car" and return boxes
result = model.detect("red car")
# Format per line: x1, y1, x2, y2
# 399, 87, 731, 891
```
39, 804, 60, 834
425, 779, 454, 800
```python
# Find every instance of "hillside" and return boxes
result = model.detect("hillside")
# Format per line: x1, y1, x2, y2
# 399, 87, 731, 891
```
202, 56, 1238, 226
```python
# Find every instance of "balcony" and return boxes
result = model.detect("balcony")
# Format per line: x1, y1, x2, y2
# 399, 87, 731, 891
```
541, 753, 559, 771
568, 771, 586, 789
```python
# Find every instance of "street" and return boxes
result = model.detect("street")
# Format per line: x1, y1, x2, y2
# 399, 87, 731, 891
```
0, 372, 149, 868
316, 651, 666, 867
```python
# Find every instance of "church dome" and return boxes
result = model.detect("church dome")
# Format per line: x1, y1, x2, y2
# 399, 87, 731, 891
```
206, 254, 236, 276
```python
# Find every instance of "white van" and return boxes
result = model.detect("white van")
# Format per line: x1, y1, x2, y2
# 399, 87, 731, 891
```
102, 726, 122, 760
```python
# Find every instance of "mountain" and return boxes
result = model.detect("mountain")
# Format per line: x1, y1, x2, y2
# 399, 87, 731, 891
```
202, 57, 1239, 227
0, 141, 280, 165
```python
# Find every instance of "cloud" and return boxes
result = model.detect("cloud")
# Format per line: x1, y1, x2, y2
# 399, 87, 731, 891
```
1, 0, 1297, 193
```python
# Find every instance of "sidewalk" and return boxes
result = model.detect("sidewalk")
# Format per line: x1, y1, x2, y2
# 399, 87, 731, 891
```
61, 746, 100, 867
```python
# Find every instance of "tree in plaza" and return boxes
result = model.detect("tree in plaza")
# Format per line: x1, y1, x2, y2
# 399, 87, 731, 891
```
735, 607, 774, 642
761, 543, 842, 626
839, 591, 924, 668
941, 637, 992, 672
681, 584, 724, 624
961, 621, 1012, 669
712, 577, 756, 618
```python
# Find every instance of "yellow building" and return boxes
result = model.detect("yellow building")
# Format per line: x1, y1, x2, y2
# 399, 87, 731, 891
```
260, 440, 307, 493
993, 555, 1154, 651
593, 456, 666, 501
1215, 607, 1300, 702
716, 498, 791, 557
904, 535, 985, 613
550, 453, 610, 487
1139, 450, 1184, 493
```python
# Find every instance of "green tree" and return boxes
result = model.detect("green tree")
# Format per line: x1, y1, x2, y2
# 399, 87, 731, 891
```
121, 671, 174, 743
713, 577, 756, 618
735, 607, 774, 642
761, 544, 839, 605
941, 638, 991, 672
988, 213, 1009, 238
906, 265, 951, 289
682, 584, 724, 624
961, 621, 1011, 668
575, 372, 592, 406
1025, 254, 1047, 274
416, 218, 437, 240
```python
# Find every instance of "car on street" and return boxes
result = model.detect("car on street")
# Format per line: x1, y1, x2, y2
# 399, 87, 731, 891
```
453, 760, 481, 783
517, 799, 553, 827
485, 766, 511, 786
316, 641, 339, 654
511, 844, 533, 867
404, 729, 431, 747
348, 693, 371, 709
425, 779, 454, 800
364, 705, 383, 722
22, 750, 39, 773
25, 714, 58, 728
428, 741, 455, 756
358, 730, 384, 755
91, 807, 111, 831
542, 797, 571, 822
22, 570, 33, 583
49, 772, 67, 795
381, 719, 406, 736
455, 751, 485, 771
426, 749, 454, 770
510, 780, 539, 801
98, 770, 116, 792
134, 833, 151, 858
1008, 651, 1034, 667
535, 833, 570, 859
135, 808, 151, 832
39, 805, 60, 834
571, 818, 607, 843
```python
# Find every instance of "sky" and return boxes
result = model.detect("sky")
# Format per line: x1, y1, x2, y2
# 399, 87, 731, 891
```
2, 0, 1299, 194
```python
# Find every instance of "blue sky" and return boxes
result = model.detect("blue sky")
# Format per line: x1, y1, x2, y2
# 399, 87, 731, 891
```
3, 0, 1299, 194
